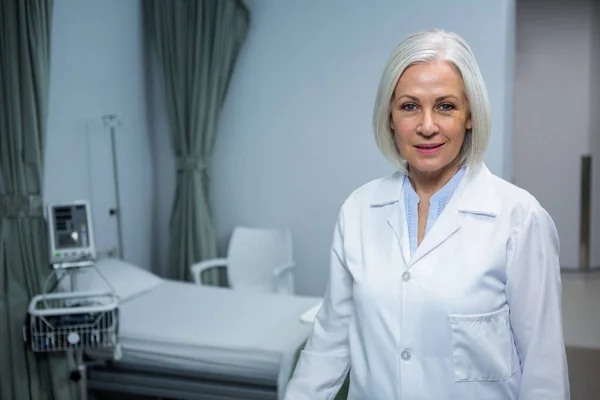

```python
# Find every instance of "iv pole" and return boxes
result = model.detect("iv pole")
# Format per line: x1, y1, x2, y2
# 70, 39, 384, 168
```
102, 114, 125, 260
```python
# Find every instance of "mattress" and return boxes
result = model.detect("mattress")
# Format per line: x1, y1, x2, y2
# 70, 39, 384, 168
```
86, 272, 320, 393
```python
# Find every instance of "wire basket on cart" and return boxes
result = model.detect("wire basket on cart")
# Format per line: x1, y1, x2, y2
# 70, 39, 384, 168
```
27, 290, 119, 353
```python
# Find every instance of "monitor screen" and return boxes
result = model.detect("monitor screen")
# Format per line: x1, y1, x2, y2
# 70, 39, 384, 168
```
52, 204, 90, 250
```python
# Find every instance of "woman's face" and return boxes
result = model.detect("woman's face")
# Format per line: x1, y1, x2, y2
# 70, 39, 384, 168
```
390, 61, 472, 176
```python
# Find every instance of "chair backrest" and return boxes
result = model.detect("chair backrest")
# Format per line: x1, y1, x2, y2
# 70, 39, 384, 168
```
226, 226, 293, 294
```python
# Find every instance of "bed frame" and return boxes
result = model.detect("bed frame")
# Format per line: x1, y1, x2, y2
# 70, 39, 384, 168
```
86, 360, 278, 400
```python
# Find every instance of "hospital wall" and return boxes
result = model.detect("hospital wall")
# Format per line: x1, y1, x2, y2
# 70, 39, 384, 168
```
45, 0, 155, 271
202, 0, 518, 296
514, 0, 600, 269
593, 0, 600, 269
40, 0, 600, 292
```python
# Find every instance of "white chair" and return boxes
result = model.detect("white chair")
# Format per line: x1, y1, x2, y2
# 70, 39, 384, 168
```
190, 226, 296, 295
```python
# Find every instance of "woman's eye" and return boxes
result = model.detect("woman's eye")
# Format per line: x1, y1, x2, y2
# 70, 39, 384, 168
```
402, 103, 417, 111
439, 103, 455, 111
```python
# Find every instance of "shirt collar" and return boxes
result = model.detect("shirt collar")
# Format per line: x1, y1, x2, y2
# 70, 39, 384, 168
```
403, 165, 466, 206
370, 163, 500, 217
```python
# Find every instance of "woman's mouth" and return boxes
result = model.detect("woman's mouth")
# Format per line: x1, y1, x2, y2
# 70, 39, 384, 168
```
415, 143, 444, 155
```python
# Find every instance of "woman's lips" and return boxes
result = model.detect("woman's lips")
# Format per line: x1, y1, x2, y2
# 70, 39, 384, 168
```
415, 143, 444, 154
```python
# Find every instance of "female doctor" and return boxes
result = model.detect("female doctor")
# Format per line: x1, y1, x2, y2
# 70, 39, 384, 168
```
285, 29, 570, 400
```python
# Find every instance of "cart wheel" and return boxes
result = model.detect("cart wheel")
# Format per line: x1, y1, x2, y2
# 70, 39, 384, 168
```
69, 370, 81, 382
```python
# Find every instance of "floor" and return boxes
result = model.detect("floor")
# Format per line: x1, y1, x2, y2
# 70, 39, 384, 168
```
90, 394, 159, 400
562, 271, 600, 400
90, 351, 599, 400
567, 346, 600, 400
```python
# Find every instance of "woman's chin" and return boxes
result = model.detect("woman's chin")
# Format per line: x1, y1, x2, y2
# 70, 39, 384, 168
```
407, 157, 459, 176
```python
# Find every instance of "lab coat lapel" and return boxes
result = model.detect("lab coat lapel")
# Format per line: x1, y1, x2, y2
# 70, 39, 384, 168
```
386, 201, 411, 267
409, 192, 461, 267
370, 172, 411, 267
369, 165, 497, 270
408, 164, 494, 268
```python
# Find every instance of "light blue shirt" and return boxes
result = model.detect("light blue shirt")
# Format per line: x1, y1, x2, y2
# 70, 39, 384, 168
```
404, 166, 466, 256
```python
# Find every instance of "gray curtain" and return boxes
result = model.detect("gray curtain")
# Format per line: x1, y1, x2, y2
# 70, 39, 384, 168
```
146, 0, 250, 283
0, 1, 75, 399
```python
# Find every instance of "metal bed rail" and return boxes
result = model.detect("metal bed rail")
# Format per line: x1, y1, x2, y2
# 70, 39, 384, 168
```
87, 361, 278, 400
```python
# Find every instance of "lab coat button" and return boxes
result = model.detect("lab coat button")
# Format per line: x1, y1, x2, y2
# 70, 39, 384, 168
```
402, 271, 411, 282
401, 350, 411, 361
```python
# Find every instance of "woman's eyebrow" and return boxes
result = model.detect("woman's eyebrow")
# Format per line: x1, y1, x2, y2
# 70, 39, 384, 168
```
396, 94, 460, 102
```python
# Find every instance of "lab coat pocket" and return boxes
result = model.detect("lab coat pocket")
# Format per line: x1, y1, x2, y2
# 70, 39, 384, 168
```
448, 308, 514, 382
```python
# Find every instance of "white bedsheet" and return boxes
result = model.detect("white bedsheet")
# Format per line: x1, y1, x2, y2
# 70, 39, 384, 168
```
85, 266, 320, 399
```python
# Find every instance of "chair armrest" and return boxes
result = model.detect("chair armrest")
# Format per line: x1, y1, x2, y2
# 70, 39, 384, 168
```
272, 262, 295, 278
272, 262, 295, 295
190, 258, 228, 285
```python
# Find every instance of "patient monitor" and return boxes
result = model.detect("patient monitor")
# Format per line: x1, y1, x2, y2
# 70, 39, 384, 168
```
47, 200, 96, 267
28, 199, 119, 400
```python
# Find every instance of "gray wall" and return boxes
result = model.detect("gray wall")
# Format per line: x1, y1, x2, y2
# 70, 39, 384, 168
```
45, 0, 155, 271
591, 0, 600, 268
45, 0, 517, 294
514, 0, 599, 269
203, 0, 517, 296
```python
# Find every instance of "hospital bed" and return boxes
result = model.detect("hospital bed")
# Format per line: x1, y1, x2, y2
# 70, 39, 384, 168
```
72, 257, 322, 400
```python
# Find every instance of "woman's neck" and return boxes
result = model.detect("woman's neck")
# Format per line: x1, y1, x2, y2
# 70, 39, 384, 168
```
408, 159, 462, 199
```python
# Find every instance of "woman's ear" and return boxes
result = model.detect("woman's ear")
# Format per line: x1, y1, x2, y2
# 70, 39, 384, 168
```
466, 114, 472, 130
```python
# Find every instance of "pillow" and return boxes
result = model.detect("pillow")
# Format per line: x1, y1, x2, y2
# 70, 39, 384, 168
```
300, 301, 323, 324
57, 258, 163, 302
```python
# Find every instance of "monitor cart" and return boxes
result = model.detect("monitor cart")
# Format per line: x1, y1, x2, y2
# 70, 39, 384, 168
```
24, 201, 120, 400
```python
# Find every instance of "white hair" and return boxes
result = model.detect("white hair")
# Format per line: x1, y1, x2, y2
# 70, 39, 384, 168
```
372, 29, 491, 174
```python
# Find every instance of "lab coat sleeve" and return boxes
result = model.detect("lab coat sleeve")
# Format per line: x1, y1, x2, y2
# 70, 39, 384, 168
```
284, 208, 353, 400
505, 204, 570, 399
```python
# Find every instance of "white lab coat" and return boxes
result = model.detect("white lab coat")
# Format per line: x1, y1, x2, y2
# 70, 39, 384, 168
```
285, 163, 570, 400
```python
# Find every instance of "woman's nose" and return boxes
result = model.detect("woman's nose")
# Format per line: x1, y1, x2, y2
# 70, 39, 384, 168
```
418, 110, 438, 136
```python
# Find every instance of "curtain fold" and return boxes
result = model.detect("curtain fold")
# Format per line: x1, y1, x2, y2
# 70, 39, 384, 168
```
0, 1, 75, 399
146, 0, 250, 282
